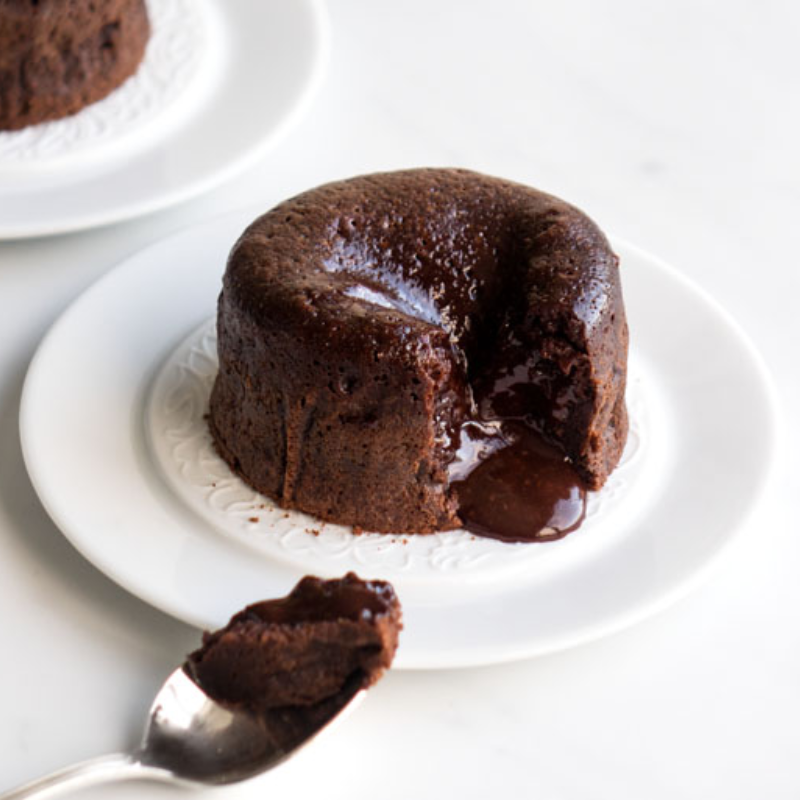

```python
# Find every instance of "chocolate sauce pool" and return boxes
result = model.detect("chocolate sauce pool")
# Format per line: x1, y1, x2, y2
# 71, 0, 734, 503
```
449, 420, 587, 543
446, 346, 589, 544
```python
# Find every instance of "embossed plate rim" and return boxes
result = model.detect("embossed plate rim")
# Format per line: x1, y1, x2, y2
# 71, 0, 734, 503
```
19, 209, 780, 668
143, 317, 663, 597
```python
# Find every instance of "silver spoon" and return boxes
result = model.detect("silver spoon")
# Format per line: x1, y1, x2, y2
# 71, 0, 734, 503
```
2, 665, 365, 799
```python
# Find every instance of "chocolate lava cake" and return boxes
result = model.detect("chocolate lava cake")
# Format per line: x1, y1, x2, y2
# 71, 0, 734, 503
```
0, 0, 150, 131
208, 168, 628, 540
185, 573, 401, 709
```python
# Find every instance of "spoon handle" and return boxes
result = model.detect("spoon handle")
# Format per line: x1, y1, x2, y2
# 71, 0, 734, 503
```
0, 753, 152, 800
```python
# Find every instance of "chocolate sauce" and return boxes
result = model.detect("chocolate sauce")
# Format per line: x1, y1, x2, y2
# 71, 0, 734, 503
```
447, 334, 589, 544
450, 421, 586, 543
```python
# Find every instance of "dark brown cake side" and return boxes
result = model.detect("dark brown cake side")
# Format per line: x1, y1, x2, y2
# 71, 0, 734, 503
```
185, 574, 402, 710
209, 168, 628, 534
0, 0, 150, 131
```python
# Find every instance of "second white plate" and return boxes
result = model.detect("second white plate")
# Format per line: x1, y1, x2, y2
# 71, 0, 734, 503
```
0, 0, 329, 238
19, 210, 779, 668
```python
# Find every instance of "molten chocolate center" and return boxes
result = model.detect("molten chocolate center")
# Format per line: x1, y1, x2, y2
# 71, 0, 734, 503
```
450, 421, 586, 543
447, 346, 589, 543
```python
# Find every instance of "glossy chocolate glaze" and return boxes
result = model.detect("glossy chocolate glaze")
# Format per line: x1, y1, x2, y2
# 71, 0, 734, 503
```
211, 169, 628, 537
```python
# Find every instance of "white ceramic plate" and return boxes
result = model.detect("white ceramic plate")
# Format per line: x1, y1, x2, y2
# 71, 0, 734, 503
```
144, 319, 665, 600
0, 0, 329, 239
19, 211, 779, 668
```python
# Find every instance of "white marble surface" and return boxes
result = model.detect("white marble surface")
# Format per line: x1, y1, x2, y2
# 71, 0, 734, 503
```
0, 1, 798, 797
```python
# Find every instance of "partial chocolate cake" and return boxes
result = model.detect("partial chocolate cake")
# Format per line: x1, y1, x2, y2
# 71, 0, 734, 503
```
185, 574, 402, 710
209, 168, 628, 540
0, 0, 150, 130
